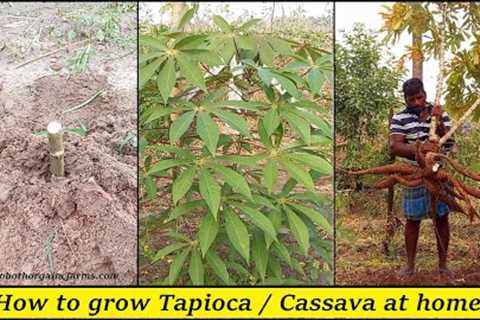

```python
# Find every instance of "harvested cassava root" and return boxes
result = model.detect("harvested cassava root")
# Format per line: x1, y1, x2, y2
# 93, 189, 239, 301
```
349, 142, 480, 222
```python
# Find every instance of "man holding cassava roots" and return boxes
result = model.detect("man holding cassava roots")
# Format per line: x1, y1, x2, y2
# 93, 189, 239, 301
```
390, 78, 456, 278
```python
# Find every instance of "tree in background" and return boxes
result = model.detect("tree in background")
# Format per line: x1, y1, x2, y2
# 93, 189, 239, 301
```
382, 2, 480, 119
335, 24, 404, 170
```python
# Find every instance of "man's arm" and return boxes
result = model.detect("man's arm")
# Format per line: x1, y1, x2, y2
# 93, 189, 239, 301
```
390, 134, 416, 161
390, 134, 439, 161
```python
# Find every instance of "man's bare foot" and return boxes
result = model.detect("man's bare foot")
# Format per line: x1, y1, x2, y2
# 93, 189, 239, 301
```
438, 267, 454, 278
397, 267, 415, 278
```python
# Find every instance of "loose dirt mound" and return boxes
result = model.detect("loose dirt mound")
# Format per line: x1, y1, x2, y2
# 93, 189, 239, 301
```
0, 73, 137, 285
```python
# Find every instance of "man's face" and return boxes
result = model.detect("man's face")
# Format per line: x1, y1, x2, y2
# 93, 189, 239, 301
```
405, 91, 426, 110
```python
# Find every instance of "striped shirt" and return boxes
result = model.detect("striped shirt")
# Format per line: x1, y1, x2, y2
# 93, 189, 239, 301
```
390, 103, 455, 163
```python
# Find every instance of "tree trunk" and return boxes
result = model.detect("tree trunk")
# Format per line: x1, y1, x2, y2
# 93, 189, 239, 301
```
170, 2, 186, 28
412, 32, 423, 79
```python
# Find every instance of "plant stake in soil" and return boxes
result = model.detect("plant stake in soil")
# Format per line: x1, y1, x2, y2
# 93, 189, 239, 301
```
47, 121, 64, 177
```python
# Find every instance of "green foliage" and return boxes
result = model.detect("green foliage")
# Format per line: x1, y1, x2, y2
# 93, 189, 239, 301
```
382, 2, 480, 119
140, 9, 333, 285
335, 24, 403, 167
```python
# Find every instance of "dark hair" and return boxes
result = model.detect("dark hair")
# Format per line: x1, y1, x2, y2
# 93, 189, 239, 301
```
402, 78, 425, 98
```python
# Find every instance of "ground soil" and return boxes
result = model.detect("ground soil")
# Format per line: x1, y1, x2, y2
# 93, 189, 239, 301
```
336, 189, 480, 286
0, 3, 137, 285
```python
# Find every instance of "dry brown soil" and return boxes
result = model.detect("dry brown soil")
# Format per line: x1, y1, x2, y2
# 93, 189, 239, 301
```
0, 3, 137, 285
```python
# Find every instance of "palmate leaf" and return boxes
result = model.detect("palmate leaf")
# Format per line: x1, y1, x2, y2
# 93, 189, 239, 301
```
196, 112, 219, 155
145, 106, 175, 124
258, 41, 275, 66
157, 58, 177, 103
289, 153, 332, 176
169, 111, 196, 143
281, 111, 311, 144
176, 6, 197, 31
263, 109, 280, 136
167, 200, 204, 221
224, 207, 250, 263
206, 251, 231, 285
198, 213, 218, 257
176, 52, 207, 90
307, 67, 325, 95
174, 35, 209, 50
263, 160, 278, 194
212, 165, 252, 200
147, 159, 191, 176
172, 166, 196, 204
140, 56, 166, 89
238, 18, 262, 31
168, 247, 191, 285
139, 35, 167, 51
139, 51, 165, 65
289, 203, 333, 237
279, 156, 315, 191
198, 168, 221, 219
234, 204, 277, 242
212, 15, 233, 32
188, 248, 204, 285
152, 242, 189, 264
284, 206, 310, 256
213, 110, 251, 137
252, 232, 268, 281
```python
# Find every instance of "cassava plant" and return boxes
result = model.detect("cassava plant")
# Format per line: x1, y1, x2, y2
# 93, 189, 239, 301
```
139, 7, 333, 285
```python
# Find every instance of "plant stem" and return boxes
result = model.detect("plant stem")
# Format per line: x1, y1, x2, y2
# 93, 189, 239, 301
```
47, 121, 65, 177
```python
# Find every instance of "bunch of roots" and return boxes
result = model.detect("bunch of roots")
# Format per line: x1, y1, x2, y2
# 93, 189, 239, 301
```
349, 142, 480, 222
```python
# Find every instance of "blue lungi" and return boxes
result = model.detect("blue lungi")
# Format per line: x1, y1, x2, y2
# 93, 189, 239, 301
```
402, 185, 450, 220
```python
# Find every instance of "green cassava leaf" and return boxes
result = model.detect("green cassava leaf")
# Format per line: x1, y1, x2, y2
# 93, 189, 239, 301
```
212, 165, 252, 200
307, 67, 325, 94
177, 7, 196, 31
140, 56, 166, 89
213, 110, 251, 137
239, 18, 262, 31
168, 247, 191, 285
235, 204, 277, 241
145, 107, 175, 124
198, 213, 218, 257
279, 157, 314, 191
172, 166, 196, 204
258, 42, 274, 66
224, 208, 250, 263
282, 111, 311, 144
167, 200, 204, 221
213, 15, 232, 32
188, 248, 204, 285
176, 52, 207, 90
196, 112, 219, 155
290, 153, 332, 176
169, 111, 196, 143
252, 233, 268, 281
285, 206, 310, 256
147, 158, 191, 176
263, 160, 278, 194
152, 242, 189, 263
289, 203, 333, 237
157, 58, 177, 103
199, 168, 221, 219
263, 109, 280, 136
140, 35, 167, 51
206, 251, 231, 284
